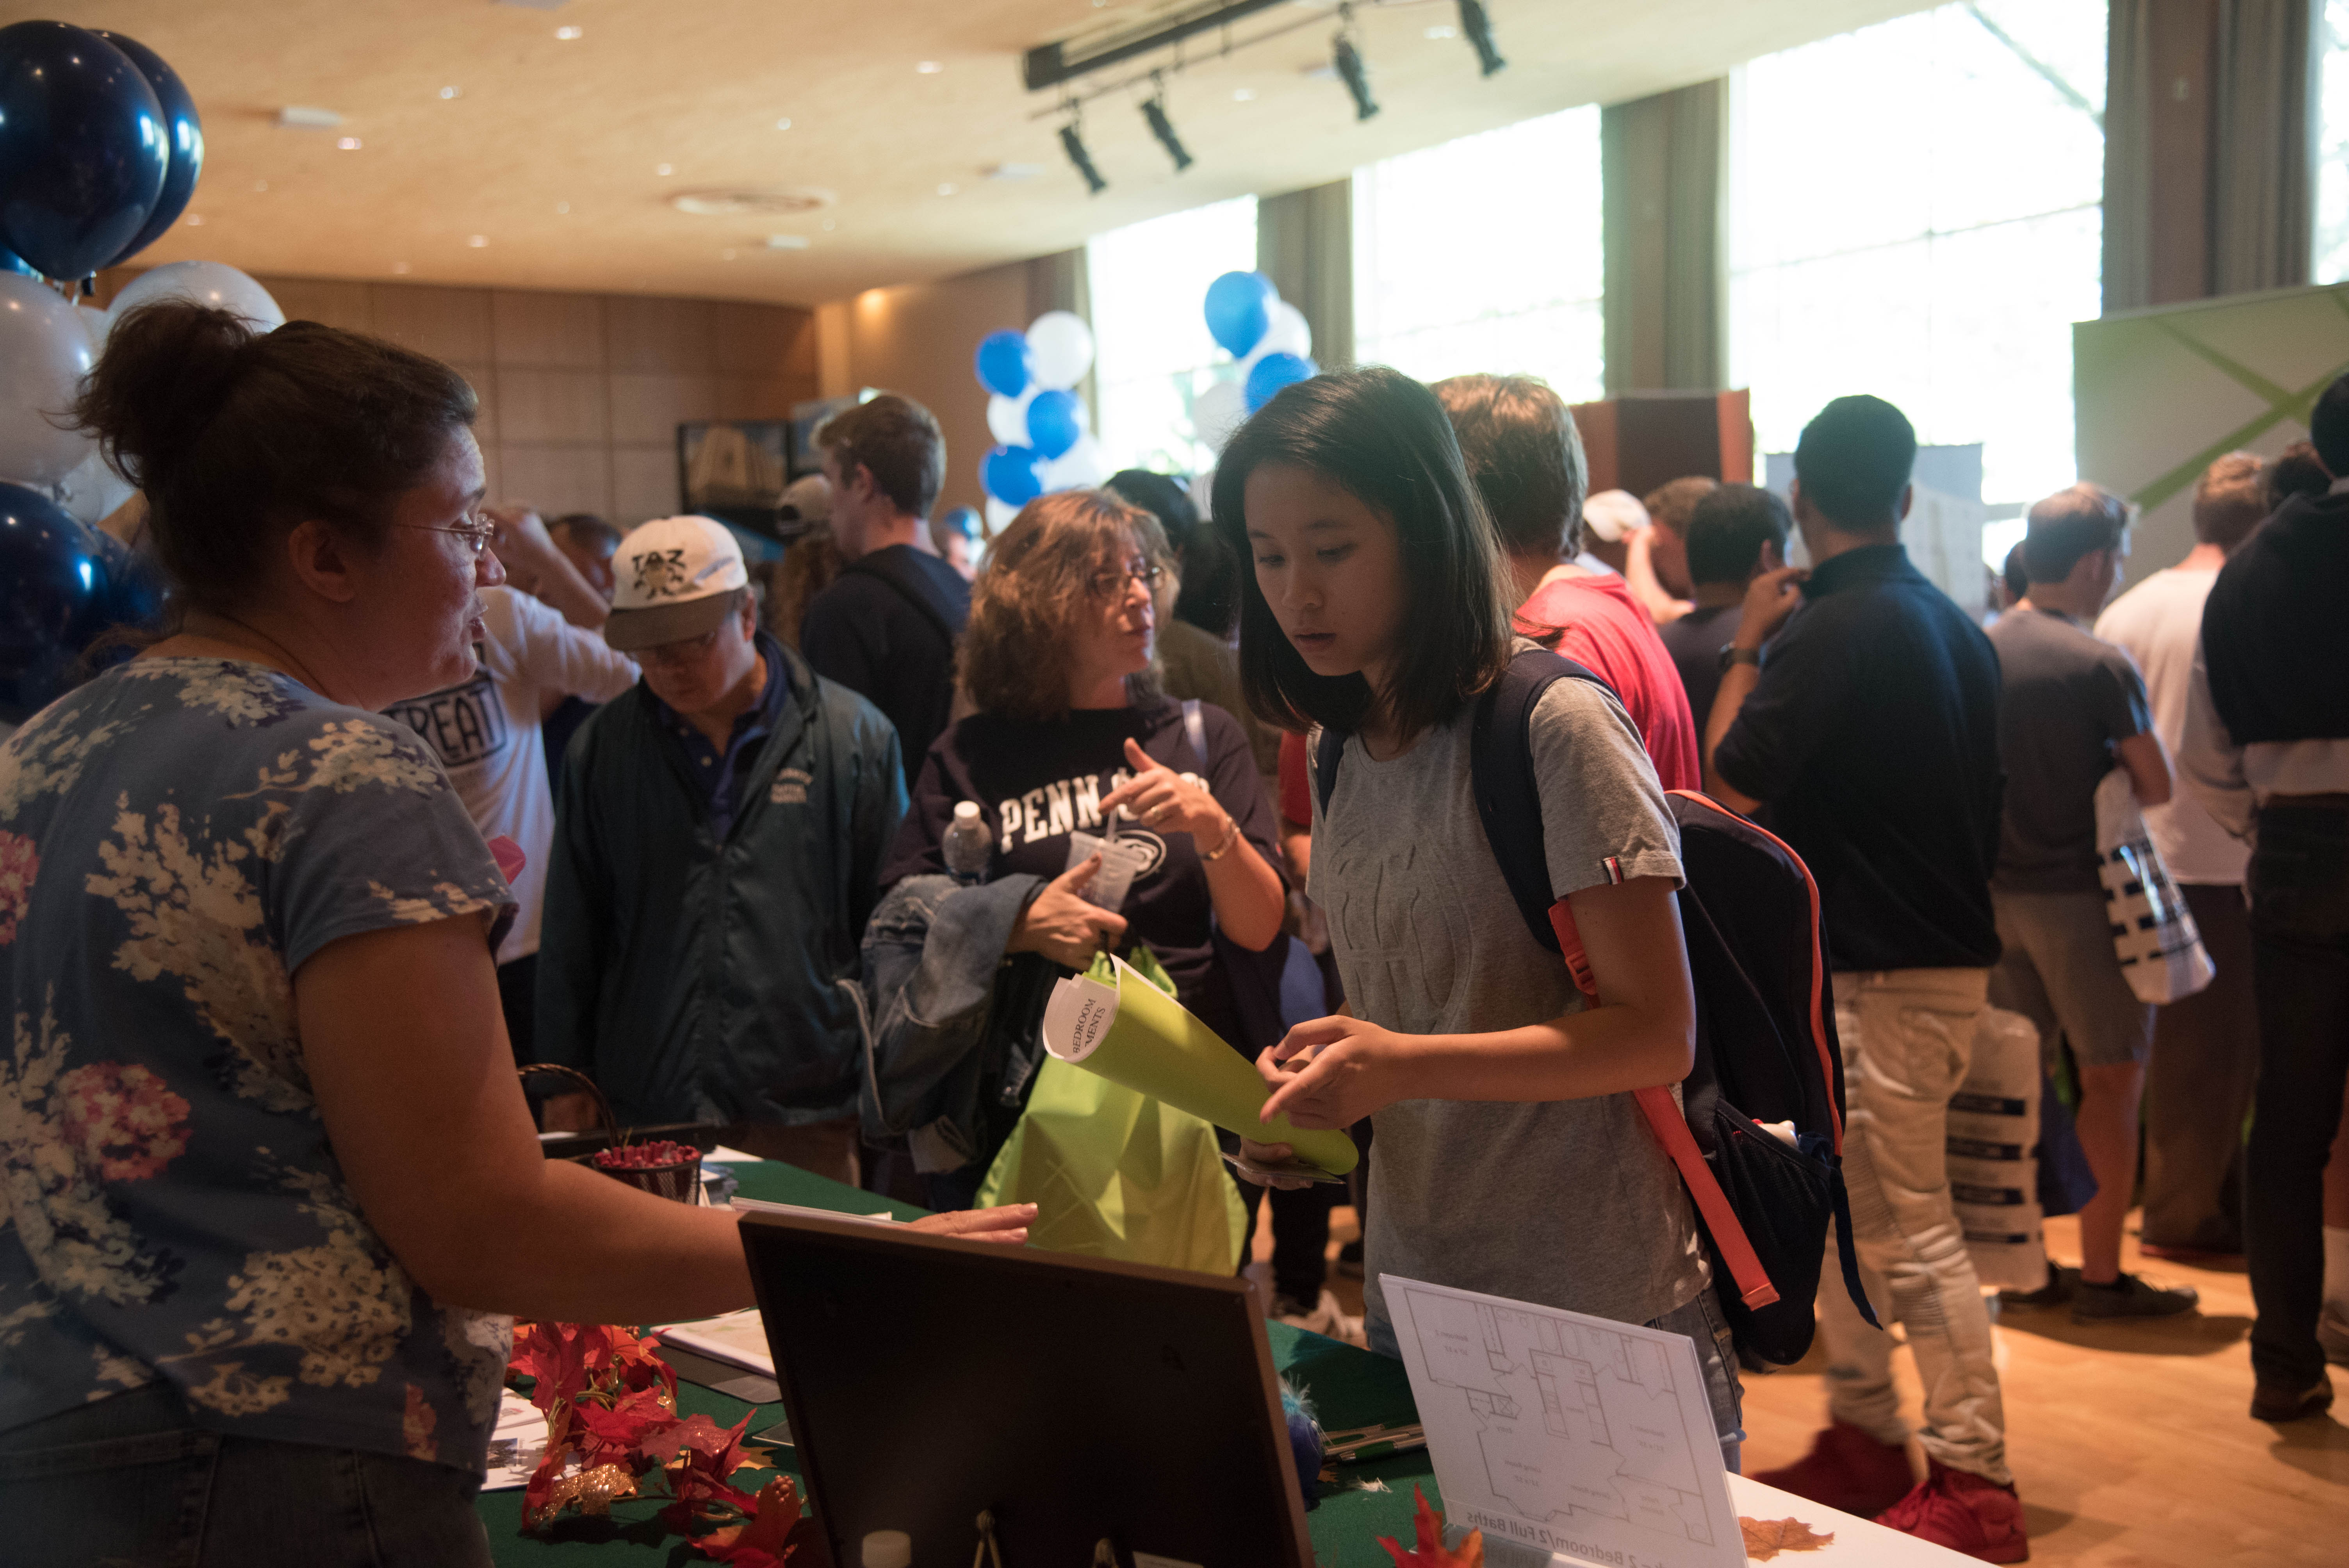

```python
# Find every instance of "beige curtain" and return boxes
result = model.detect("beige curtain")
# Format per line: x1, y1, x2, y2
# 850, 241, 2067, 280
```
1601, 78, 1726, 394
1256, 180, 1355, 370
2212, 0, 2319, 294
2103, 0, 2317, 311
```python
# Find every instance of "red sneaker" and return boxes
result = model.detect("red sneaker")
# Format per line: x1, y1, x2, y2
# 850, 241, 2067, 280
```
1751, 1422, 1914, 1518
1875, 1459, 2029, 1563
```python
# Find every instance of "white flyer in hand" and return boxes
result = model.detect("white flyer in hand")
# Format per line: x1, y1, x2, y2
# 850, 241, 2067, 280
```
1381, 1275, 1743, 1568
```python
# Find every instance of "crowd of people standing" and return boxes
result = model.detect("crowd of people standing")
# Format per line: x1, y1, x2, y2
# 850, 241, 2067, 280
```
2, 297, 2343, 1566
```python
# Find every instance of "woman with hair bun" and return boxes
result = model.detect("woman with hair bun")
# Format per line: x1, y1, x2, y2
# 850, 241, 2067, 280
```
0, 303, 1028, 1565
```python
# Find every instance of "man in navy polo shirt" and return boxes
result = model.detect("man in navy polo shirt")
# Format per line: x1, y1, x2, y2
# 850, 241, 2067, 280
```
1704, 396, 2019, 1561
536, 515, 905, 1185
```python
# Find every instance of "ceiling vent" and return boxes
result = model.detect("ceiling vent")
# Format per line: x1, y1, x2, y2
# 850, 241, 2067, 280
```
668, 187, 835, 217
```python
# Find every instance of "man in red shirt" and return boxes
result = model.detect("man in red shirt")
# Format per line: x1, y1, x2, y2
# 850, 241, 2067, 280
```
1432, 374, 1702, 790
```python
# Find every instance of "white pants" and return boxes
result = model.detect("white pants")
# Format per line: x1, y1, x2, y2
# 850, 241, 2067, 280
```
1818, 968, 2011, 1486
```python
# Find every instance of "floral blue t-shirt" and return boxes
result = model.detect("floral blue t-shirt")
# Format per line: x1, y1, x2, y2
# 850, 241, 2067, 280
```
0, 659, 519, 1472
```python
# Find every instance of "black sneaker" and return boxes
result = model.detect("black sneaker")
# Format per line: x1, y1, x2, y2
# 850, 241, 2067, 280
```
1335, 1239, 1365, 1280
2072, 1271, 2198, 1321
1997, 1264, 2077, 1310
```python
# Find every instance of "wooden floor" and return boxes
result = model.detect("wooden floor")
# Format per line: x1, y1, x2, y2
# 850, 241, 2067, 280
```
1257, 1203, 2349, 1565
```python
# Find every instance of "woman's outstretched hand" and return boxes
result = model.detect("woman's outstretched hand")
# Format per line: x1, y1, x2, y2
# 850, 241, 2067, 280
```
905, 1203, 1036, 1246
1099, 736, 1227, 841
1007, 853, 1128, 969
1256, 1013, 1405, 1132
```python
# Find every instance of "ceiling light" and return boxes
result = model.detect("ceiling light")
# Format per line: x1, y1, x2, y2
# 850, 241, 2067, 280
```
184, 213, 204, 226
985, 162, 1045, 181
1457, 0, 1506, 75
555, 201, 570, 214
721, 248, 738, 260
1424, 25, 1458, 39
821, 217, 837, 231
555, 25, 583, 41
915, 60, 943, 74
936, 182, 959, 196
337, 137, 364, 151
253, 180, 269, 192
468, 234, 488, 248
1059, 122, 1107, 195
440, 85, 462, 100
656, 163, 674, 176
1232, 88, 1256, 102
775, 117, 792, 130
275, 105, 343, 130
766, 233, 811, 250
392, 262, 411, 274
1141, 95, 1192, 173
1333, 31, 1378, 120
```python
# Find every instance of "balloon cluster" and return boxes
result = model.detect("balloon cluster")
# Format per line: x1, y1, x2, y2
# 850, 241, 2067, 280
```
0, 481, 163, 725
973, 310, 1109, 529
1191, 271, 1317, 453
0, 22, 204, 282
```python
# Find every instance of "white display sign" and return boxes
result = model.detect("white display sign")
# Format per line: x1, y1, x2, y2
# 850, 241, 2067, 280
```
1381, 1275, 1744, 1568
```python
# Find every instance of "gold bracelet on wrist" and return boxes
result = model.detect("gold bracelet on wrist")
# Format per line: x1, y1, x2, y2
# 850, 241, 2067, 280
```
1200, 814, 1242, 862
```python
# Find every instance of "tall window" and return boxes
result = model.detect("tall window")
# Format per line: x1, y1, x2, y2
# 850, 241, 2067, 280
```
2317, 1, 2349, 282
1087, 195, 1259, 475
1353, 105, 1605, 401
1729, 2, 2107, 525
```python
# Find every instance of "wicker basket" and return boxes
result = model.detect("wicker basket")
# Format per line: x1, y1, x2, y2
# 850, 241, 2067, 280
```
517, 1062, 703, 1205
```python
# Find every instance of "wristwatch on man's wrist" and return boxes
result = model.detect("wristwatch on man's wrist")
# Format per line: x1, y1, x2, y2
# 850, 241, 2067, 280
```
1717, 644, 1763, 671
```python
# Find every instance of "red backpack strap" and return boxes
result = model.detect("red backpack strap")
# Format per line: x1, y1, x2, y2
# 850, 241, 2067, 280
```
1548, 900, 1781, 1312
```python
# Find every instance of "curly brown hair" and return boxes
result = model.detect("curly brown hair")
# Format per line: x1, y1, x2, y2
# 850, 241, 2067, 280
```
959, 489, 1170, 722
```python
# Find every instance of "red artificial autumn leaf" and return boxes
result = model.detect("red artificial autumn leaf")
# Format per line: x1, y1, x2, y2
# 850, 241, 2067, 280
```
699, 1475, 803, 1566
1377, 1487, 1484, 1568
1740, 1516, 1836, 1560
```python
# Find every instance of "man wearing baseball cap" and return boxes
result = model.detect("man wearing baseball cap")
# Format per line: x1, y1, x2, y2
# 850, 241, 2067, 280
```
535, 515, 907, 1183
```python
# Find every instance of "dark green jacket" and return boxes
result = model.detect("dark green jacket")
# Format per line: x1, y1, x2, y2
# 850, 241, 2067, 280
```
535, 642, 905, 1127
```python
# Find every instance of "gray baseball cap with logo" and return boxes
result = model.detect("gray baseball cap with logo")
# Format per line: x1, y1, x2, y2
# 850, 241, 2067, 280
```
604, 515, 750, 652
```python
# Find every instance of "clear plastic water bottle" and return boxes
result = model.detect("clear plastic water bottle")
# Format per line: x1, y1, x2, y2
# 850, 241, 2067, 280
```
942, 800, 993, 884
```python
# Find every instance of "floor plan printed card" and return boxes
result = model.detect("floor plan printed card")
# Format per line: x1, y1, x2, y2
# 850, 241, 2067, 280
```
1382, 1276, 1744, 1568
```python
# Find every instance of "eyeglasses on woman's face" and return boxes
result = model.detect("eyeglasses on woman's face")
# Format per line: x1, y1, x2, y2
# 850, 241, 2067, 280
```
1087, 559, 1162, 599
394, 510, 497, 556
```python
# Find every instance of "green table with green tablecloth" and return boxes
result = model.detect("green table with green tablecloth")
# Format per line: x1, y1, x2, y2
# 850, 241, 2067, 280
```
480, 1158, 1442, 1567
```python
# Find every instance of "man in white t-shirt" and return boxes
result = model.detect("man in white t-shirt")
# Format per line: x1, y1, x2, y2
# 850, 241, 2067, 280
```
385, 584, 639, 1058
2094, 452, 2267, 1257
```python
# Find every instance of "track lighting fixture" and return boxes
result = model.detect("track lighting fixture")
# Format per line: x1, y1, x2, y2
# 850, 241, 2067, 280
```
1059, 120, 1107, 194
1332, 32, 1378, 121
1141, 93, 1193, 172
1458, 0, 1506, 76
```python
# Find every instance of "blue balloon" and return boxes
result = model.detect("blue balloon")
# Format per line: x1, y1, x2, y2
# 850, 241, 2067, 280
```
1025, 388, 1084, 460
981, 445, 1045, 508
974, 330, 1032, 398
0, 242, 36, 279
93, 32, 203, 269
1204, 270, 1275, 357
1244, 351, 1318, 413
938, 506, 983, 542
0, 482, 107, 724
0, 22, 169, 281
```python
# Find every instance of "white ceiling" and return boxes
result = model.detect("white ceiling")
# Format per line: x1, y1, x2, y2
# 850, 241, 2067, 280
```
51, 0, 1932, 303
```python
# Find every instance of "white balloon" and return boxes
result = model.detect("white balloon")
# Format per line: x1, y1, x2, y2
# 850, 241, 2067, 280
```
1254, 299, 1312, 363
986, 389, 1036, 447
1190, 380, 1248, 453
0, 274, 96, 487
56, 447, 135, 527
75, 304, 112, 358
109, 260, 286, 333
984, 496, 1021, 533
1040, 433, 1107, 493
1025, 310, 1094, 392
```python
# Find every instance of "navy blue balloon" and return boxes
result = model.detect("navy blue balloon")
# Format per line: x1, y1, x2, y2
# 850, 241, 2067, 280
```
0, 22, 168, 281
981, 445, 1045, 508
1025, 388, 1084, 460
0, 482, 107, 724
0, 242, 36, 278
974, 330, 1032, 398
93, 31, 203, 268
87, 524, 166, 633
1204, 270, 1274, 357
1244, 351, 1317, 413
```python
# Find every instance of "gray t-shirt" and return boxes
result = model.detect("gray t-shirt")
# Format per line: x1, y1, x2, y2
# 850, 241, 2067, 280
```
1987, 608, 2155, 894
1310, 660, 1706, 1332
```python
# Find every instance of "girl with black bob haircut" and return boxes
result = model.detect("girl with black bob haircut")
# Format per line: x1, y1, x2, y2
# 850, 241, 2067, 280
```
1213, 366, 1745, 1467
